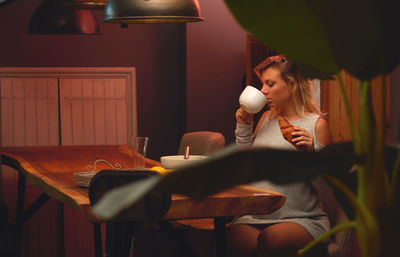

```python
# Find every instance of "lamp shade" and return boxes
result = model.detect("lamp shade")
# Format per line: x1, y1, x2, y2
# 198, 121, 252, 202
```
103, 0, 204, 23
61, 0, 107, 9
28, 0, 100, 34
0, 0, 16, 7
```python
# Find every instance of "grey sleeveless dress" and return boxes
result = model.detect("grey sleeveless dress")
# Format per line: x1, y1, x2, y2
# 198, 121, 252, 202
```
234, 113, 330, 239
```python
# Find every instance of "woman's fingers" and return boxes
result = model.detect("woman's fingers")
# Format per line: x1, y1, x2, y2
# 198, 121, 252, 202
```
292, 136, 310, 143
291, 127, 314, 151
292, 127, 311, 138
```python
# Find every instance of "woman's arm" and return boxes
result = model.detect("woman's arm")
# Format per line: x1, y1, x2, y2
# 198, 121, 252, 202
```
235, 109, 270, 145
235, 107, 255, 145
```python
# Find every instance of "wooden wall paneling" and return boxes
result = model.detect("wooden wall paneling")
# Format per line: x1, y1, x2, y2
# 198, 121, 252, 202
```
93, 79, 107, 145
321, 72, 359, 142
36, 80, 59, 145
70, 78, 85, 145
1, 78, 18, 211
12, 79, 26, 146
116, 78, 129, 144
59, 78, 72, 145
82, 79, 96, 145
321, 71, 390, 143
104, 79, 117, 144
1, 78, 14, 147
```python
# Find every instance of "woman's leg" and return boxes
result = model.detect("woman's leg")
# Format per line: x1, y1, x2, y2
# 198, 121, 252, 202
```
257, 222, 313, 255
227, 224, 261, 257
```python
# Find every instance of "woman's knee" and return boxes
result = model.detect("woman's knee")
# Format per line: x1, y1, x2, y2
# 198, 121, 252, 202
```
257, 223, 313, 253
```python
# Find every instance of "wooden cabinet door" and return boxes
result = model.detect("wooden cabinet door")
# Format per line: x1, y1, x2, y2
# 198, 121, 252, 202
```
59, 77, 131, 145
321, 72, 391, 143
1, 67, 137, 257
0, 77, 59, 147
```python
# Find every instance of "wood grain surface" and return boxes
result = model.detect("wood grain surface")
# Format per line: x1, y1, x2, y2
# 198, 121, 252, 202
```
1, 145, 285, 222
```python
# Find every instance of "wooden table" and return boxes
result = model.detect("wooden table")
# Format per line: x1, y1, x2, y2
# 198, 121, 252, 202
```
1, 145, 285, 257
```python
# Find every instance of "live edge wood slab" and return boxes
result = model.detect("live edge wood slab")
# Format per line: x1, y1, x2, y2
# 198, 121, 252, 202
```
1, 145, 286, 223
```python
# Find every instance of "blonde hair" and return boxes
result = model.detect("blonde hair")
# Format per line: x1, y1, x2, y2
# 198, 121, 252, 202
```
254, 55, 322, 118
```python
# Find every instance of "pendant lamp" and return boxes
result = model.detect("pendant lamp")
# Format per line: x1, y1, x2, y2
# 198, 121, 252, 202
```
61, 0, 107, 9
28, 0, 100, 34
103, 0, 204, 24
0, 0, 15, 7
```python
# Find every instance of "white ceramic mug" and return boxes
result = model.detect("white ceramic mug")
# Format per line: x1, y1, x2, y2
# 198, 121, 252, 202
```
239, 85, 267, 113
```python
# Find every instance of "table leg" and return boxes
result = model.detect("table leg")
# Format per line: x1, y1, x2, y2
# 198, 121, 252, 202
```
214, 217, 228, 257
56, 202, 65, 257
93, 223, 102, 257
15, 170, 50, 257
22, 193, 50, 224
15, 171, 26, 257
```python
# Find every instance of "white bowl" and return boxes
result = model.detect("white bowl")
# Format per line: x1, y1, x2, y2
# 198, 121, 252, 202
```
160, 155, 207, 169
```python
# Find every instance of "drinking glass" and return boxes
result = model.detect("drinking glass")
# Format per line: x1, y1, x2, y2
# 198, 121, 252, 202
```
130, 136, 149, 169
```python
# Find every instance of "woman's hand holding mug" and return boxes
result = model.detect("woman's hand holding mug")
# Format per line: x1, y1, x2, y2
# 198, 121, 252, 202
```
236, 107, 254, 124
236, 85, 266, 124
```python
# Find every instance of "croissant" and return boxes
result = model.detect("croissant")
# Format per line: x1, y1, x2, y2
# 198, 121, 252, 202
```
277, 115, 297, 148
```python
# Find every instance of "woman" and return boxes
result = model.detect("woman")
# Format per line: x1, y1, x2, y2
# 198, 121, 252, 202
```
227, 55, 333, 257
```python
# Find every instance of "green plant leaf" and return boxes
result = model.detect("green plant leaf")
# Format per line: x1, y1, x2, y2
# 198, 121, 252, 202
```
325, 144, 400, 223
383, 144, 400, 230
384, 144, 400, 180
321, 170, 357, 220
93, 143, 361, 219
223, 0, 400, 80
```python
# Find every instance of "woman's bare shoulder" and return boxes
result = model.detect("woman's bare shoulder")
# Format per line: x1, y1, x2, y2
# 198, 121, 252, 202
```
315, 117, 333, 146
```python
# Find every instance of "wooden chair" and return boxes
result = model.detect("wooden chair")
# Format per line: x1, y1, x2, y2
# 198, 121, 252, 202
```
177, 131, 225, 156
